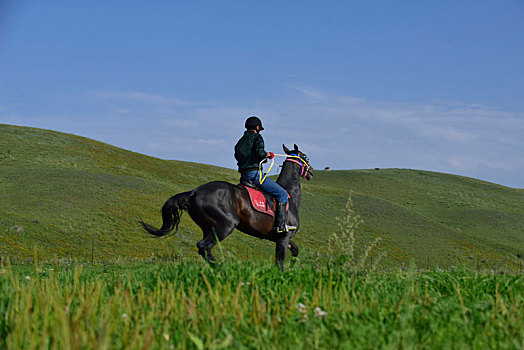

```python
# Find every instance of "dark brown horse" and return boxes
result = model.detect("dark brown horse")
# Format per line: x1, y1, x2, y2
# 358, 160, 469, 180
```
140, 144, 314, 270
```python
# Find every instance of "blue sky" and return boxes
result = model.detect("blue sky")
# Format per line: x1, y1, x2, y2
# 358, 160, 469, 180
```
1, 1, 523, 187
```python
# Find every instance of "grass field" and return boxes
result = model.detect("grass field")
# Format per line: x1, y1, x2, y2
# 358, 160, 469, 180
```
1, 259, 522, 349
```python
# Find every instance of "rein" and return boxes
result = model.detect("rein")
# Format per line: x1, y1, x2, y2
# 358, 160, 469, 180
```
258, 153, 310, 184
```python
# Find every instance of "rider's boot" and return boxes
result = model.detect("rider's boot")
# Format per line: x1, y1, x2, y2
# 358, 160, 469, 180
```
273, 202, 297, 233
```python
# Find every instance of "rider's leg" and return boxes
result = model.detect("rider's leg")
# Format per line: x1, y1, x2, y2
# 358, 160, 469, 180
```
256, 176, 288, 203
241, 171, 294, 233
257, 178, 296, 233
241, 171, 286, 199
274, 202, 288, 233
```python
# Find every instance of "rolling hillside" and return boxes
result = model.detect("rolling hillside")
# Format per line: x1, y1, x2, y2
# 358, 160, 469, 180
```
1, 124, 522, 268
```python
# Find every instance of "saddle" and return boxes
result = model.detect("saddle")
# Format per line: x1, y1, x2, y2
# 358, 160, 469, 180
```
239, 178, 289, 217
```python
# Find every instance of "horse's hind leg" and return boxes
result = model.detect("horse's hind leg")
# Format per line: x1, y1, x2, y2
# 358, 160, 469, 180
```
196, 221, 238, 264
197, 231, 219, 264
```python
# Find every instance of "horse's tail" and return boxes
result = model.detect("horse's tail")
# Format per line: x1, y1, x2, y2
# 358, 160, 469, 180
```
140, 191, 193, 237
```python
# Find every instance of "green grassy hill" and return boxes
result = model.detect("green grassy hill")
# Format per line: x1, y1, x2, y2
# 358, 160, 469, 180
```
1, 124, 523, 268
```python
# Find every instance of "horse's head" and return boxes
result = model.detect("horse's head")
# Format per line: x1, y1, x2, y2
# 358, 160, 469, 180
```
283, 144, 314, 181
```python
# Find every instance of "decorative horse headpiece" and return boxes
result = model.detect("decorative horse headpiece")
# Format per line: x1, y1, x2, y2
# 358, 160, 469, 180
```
283, 144, 313, 179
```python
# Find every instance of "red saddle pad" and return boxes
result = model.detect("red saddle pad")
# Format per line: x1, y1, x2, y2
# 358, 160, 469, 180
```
240, 185, 289, 217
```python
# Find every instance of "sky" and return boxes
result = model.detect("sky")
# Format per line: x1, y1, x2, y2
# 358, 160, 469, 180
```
1, 1, 523, 188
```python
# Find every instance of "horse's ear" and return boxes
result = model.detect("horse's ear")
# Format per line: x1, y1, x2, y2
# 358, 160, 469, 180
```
283, 144, 291, 154
294, 144, 299, 152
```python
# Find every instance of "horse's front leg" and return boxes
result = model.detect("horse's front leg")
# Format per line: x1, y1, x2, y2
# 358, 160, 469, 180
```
275, 236, 290, 271
288, 240, 299, 267
288, 240, 299, 258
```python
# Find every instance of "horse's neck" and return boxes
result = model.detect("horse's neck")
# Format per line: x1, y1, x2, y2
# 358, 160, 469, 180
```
277, 162, 302, 205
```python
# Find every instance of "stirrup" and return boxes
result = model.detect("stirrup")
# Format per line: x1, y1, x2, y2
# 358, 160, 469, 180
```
276, 225, 297, 233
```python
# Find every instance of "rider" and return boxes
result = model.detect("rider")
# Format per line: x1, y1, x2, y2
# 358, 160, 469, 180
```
234, 116, 292, 233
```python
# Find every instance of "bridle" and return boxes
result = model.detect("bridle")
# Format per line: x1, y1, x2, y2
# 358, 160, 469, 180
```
285, 153, 311, 179
258, 152, 311, 184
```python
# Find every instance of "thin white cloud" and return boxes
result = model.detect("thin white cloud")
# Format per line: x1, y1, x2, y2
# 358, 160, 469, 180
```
95, 91, 201, 107
197, 139, 226, 145
423, 126, 477, 143
164, 119, 199, 128
449, 157, 524, 172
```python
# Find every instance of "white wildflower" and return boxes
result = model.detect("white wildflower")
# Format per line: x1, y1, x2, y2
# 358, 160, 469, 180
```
313, 307, 328, 318
296, 303, 307, 313
25, 276, 31, 280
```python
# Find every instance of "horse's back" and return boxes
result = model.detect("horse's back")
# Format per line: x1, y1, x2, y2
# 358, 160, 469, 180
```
190, 181, 241, 206
194, 180, 239, 194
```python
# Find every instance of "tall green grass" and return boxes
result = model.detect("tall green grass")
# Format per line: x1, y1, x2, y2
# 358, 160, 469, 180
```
1, 259, 522, 349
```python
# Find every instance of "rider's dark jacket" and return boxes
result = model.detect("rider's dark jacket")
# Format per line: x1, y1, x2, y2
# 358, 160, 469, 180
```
234, 130, 267, 173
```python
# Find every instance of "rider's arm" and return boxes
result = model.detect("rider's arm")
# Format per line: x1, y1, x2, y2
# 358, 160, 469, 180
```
253, 134, 268, 161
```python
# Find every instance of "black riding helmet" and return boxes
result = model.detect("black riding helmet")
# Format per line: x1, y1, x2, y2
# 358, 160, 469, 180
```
245, 116, 264, 131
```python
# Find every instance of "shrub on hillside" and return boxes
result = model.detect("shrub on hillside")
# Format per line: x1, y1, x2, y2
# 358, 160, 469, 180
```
328, 194, 384, 273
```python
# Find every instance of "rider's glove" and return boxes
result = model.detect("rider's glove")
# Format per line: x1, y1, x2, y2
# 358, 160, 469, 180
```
267, 152, 275, 159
